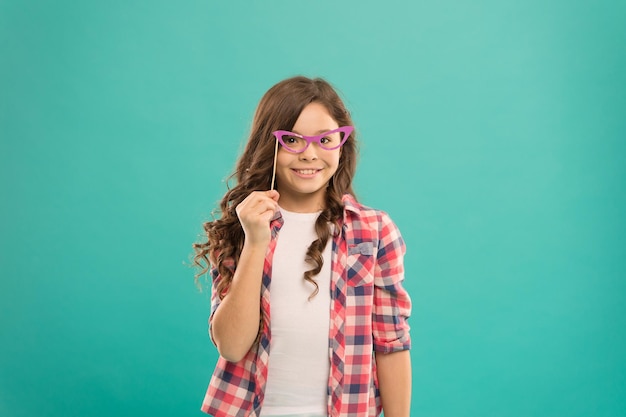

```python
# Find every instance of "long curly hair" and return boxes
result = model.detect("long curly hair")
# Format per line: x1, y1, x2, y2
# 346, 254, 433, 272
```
193, 76, 358, 301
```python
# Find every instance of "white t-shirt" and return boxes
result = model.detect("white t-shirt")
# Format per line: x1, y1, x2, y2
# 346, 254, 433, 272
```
259, 207, 332, 417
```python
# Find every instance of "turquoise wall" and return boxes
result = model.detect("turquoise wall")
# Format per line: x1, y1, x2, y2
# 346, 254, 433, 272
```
1, 1, 625, 416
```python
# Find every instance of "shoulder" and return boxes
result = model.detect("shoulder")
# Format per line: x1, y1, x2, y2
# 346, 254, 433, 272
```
341, 194, 403, 244
341, 194, 405, 258
341, 194, 396, 225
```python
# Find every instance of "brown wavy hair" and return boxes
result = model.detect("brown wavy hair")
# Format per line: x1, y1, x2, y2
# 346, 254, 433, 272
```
193, 76, 358, 301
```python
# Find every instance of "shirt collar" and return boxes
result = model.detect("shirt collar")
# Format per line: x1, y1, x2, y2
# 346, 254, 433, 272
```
341, 193, 361, 215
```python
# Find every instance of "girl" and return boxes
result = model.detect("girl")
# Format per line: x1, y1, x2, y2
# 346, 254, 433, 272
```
193, 76, 412, 417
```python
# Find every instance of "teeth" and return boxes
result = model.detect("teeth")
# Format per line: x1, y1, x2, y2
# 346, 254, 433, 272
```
296, 169, 317, 175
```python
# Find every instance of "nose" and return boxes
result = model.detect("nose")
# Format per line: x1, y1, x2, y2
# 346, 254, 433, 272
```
298, 142, 319, 160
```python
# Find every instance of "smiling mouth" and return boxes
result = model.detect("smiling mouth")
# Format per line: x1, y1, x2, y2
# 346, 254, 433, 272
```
292, 169, 321, 175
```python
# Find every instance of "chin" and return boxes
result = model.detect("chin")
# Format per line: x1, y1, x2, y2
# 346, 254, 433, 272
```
295, 187, 325, 196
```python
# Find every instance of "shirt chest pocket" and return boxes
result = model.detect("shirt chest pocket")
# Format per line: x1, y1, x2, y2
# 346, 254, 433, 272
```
346, 241, 376, 287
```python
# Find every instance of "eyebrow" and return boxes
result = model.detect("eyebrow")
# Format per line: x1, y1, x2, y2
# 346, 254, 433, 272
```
291, 128, 337, 135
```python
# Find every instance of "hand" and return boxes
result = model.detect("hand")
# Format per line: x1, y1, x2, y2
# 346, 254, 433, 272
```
235, 190, 280, 246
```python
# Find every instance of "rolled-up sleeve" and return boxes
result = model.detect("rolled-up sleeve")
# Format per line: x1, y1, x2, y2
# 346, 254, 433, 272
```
207, 265, 222, 346
372, 212, 412, 353
207, 258, 235, 346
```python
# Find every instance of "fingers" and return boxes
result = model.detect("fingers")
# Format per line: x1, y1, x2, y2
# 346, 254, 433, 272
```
237, 191, 279, 217
265, 189, 280, 202
235, 191, 281, 245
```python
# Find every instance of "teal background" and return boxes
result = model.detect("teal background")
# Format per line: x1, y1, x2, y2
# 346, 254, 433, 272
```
1, 0, 625, 416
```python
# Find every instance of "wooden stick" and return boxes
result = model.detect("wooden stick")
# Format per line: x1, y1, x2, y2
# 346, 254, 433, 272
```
270, 138, 279, 190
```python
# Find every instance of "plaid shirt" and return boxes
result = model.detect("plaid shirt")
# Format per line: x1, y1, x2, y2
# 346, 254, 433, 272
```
201, 194, 411, 417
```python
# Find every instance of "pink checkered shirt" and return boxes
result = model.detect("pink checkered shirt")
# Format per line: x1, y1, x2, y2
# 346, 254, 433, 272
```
201, 194, 412, 417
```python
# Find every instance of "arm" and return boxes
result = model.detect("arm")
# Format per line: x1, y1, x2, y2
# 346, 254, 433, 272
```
210, 241, 266, 362
372, 212, 413, 415
376, 350, 411, 417
210, 190, 279, 362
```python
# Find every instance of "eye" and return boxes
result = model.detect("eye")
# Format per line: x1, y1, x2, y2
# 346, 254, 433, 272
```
320, 136, 332, 144
284, 135, 298, 144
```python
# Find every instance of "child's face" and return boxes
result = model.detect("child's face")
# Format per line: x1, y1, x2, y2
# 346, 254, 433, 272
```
275, 102, 341, 212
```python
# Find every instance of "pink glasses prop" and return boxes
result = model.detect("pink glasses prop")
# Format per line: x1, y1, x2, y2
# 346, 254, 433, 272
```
269, 126, 354, 189
273, 126, 354, 154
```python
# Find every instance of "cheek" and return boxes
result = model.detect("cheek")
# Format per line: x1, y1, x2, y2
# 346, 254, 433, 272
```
275, 151, 291, 170
327, 152, 341, 172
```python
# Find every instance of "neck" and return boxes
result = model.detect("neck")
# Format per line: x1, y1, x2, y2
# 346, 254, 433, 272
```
277, 192, 326, 213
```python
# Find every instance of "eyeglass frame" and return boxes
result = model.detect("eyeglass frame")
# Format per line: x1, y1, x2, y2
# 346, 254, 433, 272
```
272, 126, 354, 154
